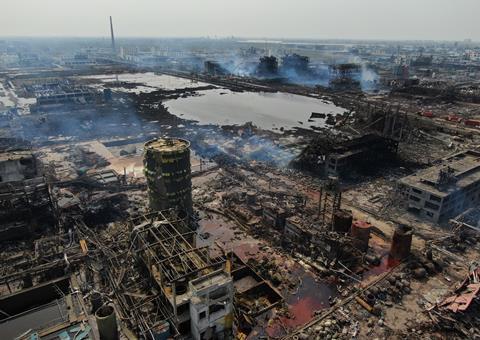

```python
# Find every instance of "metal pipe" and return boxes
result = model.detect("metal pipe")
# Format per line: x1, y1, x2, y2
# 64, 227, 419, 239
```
95, 305, 119, 340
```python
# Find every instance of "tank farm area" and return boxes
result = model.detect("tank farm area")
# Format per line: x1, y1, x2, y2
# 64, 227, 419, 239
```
1, 49, 480, 340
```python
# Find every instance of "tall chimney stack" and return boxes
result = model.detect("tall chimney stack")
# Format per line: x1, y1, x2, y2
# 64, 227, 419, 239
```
109, 16, 116, 52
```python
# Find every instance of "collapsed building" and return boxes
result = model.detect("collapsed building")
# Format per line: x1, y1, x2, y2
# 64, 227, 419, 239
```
0, 142, 54, 241
325, 134, 399, 176
130, 211, 234, 339
0, 274, 94, 340
0, 177, 53, 241
34, 87, 98, 107
294, 101, 406, 177
398, 149, 480, 222
294, 133, 399, 177
0, 217, 93, 339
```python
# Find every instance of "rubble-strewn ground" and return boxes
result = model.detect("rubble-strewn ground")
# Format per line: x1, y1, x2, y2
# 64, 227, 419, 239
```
1, 65, 479, 339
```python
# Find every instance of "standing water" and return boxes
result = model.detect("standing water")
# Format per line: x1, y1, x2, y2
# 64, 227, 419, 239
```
165, 88, 346, 131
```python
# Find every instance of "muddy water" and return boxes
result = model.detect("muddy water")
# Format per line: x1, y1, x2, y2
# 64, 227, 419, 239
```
197, 212, 337, 337
80, 72, 211, 93
79, 72, 346, 131
165, 89, 346, 131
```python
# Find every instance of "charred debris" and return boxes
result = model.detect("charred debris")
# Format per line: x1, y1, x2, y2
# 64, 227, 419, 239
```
0, 39, 480, 340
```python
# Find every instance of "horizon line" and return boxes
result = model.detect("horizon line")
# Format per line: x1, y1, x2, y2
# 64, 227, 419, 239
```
0, 35, 478, 44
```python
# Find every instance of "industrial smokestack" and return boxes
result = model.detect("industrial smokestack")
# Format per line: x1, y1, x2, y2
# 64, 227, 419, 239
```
109, 16, 116, 52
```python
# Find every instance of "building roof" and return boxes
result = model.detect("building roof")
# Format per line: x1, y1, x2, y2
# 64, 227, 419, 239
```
399, 150, 480, 197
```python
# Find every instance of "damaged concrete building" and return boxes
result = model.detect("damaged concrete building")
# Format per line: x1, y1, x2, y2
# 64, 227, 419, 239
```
130, 211, 234, 339
0, 150, 37, 183
0, 142, 53, 241
398, 150, 480, 222
325, 134, 399, 176
295, 133, 399, 177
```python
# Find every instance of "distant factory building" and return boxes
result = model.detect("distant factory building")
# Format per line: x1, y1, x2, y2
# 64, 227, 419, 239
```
329, 63, 362, 91
398, 150, 480, 222
35, 89, 97, 106
61, 53, 98, 68
257, 56, 278, 77
281, 54, 310, 75
26, 82, 100, 111
204, 61, 228, 76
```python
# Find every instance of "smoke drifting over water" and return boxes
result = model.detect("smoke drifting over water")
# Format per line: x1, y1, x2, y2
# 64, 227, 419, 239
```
12, 102, 298, 169
10, 102, 146, 145
191, 125, 298, 168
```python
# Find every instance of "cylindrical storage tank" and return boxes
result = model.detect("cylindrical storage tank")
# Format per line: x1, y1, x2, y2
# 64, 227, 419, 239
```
95, 305, 119, 340
351, 220, 371, 252
246, 191, 256, 205
144, 138, 192, 214
333, 209, 353, 233
390, 224, 413, 260
152, 320, 171, 340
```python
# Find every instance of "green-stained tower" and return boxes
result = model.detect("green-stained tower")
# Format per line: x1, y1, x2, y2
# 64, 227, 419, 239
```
144, 138, 193, 214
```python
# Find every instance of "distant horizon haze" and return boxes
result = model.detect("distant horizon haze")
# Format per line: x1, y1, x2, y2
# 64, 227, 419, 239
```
1, 0, 478, 42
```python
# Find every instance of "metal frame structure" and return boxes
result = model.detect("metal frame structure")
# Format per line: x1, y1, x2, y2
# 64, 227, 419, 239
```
0, 233, 83, 296
74, 217, 179, 339
105, 249, 179, 339
73, 210, 231, 339
318, 178, 342, 227
130, 210, 230, 338
131, 210, 226, 285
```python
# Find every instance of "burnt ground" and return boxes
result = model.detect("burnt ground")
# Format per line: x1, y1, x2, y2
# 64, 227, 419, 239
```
1, 67, 479, 339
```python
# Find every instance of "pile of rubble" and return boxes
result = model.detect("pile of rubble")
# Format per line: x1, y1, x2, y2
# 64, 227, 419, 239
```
425, 264, 480, 338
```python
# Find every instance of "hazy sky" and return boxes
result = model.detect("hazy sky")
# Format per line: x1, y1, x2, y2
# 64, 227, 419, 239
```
1, 0, 478, 41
